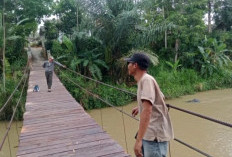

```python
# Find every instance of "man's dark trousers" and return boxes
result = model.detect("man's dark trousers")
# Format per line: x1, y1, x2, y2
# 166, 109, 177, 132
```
45, 71, 53, 89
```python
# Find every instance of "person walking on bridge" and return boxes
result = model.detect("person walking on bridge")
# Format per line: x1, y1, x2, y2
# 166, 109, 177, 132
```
43, 56, 65, 92
125, 53, 174, 157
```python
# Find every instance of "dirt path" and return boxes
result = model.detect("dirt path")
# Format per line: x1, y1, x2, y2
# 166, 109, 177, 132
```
30, 47, 45, 67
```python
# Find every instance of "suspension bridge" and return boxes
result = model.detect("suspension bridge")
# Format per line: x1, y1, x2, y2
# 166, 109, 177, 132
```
0, 47, 231, 157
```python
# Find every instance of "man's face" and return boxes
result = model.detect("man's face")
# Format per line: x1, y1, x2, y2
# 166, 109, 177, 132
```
49, 58, 53, 62
127, 62, 137, 76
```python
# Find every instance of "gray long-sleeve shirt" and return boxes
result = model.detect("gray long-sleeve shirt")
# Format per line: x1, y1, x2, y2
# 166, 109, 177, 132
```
43, 60, 63, 72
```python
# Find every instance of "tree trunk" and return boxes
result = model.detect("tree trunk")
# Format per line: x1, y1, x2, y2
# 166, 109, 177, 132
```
76, 1, 79, 32
208, 0, 212, 33
2, 0, 6, 91
165, 30, 167, 49
172, 0, 175, 8
175, 39, 179, 62
162, 0, 167, 49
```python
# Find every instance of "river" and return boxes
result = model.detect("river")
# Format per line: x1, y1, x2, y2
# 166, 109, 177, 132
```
1, 89, 231, 157
0, 122, 22, 157
88, 89, 232, 157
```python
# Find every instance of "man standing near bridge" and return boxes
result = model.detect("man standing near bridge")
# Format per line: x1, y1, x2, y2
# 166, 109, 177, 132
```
125, 53, 174, 157
43, 56, 65, 92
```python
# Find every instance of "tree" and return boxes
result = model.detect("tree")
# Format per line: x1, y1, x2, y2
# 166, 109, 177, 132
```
15, 0, 53, 22
44, 20, 59, 50
208, 0, 212, 33
137, 0, 206, 62
55, 0, 82, 36
214, 0, 232, 31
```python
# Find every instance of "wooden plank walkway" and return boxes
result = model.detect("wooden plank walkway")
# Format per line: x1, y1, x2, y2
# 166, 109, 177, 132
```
17, 48, 130, 157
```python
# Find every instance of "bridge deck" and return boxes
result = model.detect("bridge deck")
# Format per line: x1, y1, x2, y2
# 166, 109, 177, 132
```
17, 48, 129, 157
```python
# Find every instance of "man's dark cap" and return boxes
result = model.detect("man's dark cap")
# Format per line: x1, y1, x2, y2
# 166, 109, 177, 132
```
124, 53, 151, 70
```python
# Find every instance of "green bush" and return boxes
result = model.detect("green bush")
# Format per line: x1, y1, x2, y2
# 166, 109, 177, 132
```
0, 78, 27, 120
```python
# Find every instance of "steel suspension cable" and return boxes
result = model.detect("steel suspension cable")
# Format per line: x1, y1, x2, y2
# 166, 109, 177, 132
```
174, 138, 212, 157
167, 104, 232, 128
58, 68, 213, 157
0, 71, 28, 151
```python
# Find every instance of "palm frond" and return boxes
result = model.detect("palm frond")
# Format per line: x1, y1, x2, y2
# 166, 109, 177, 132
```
16, 18, 30, 26
94, 59, 109, 69
92, 64, 102, 80
118, 49, 159, 70
7, 36, 22, 41
114, 8, 139, 42
127, 49, 159, 66
63, 36, 74, 53
83, 60, 89, 67
137, 21, 176, 45
89, 65, 97, 79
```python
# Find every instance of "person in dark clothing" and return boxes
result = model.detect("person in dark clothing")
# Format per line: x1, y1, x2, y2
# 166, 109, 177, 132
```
43, 56, 65, 92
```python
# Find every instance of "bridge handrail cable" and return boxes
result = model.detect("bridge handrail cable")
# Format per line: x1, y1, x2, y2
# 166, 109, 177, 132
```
167, 104, 232, 128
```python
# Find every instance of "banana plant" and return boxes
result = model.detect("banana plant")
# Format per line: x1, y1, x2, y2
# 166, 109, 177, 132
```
166, 59, 182, 75
78, 50, 108, 80
196, 38, 232, 77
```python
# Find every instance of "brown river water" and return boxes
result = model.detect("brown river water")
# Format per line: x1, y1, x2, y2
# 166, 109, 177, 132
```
0, 122, 22, 157
0, 89, 231, 157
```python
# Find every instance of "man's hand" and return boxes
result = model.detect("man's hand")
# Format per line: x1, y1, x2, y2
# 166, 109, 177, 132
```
132, 107, 139, 117
134, 140, 143, 157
